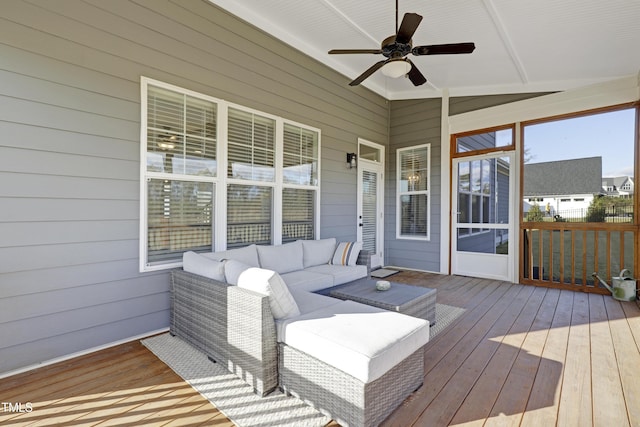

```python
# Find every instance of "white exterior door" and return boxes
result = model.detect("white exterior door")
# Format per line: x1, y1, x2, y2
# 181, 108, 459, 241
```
357, 140, 384, 268
451, 151, 516, 281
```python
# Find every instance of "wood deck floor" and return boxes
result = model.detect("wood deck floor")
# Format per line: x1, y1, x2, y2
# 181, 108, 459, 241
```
1, 272, 639, 426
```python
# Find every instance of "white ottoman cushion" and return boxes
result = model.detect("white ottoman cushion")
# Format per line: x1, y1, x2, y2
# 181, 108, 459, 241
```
279, 300, 429, 383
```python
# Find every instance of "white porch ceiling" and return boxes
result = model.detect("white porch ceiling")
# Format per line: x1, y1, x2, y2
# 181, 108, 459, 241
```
208, 0, 640, 100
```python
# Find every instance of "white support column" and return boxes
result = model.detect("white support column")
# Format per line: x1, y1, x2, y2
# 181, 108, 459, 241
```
439, 89, 451, 274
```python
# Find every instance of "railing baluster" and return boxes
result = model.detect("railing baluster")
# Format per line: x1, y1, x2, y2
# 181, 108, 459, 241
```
559, 228, 565, 284
548, 228, 554, 283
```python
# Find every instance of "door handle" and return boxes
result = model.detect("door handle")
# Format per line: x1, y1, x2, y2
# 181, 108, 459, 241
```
359, 223, 363, 227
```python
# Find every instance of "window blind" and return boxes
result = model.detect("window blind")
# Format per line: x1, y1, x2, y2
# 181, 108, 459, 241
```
227, 108, 275, 181
361, 170, 377, 252
146, 86, 217, 176
282, 188, 315, 242
397, 145, 430, 239
227, 184, 273, 247
147, 179, 213, 264
283, 123, 318, 185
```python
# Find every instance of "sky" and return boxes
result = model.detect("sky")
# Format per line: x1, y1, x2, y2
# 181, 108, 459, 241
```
523, 108, 636, 177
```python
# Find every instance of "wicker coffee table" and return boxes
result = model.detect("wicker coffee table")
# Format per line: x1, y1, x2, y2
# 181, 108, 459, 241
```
329, 277, 436, 325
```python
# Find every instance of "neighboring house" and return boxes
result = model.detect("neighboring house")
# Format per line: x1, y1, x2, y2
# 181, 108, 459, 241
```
602, 176, 635, 197
523, 157, 604, 219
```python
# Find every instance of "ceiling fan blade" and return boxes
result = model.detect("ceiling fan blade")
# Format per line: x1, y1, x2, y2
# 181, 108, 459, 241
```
329, 49, 382, 55
407, 60, 427, 86
396, 13, 423, 44
412, 42, 476, 56
349, 59, 389, 86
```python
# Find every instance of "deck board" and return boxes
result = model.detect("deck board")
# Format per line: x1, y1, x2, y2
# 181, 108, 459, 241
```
1, 272, 639, 427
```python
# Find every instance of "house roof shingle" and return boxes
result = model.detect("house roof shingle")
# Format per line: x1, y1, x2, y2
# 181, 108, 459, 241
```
523, 156, 603, 197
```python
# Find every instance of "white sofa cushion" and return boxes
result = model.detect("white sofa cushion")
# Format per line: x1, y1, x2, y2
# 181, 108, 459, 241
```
331, 241, 362, 266
257, 241, 304, 274
224, 259, 252, 285
238, 267, 301, 320
279, 300, 429, 383
305, 264, 367, 286
301, 238, 337, 268
182, 251, 226, 281
280, 270, 335, 293
204, 244, 260, 267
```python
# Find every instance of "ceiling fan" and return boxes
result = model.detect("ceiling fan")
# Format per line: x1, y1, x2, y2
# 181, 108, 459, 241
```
328, 1, 476, 87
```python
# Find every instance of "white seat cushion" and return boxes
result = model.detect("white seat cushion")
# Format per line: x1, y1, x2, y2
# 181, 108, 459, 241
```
279, 300, 429, 383
280, 270, 334, 292
289, 288, 341, 315
237, 268, 300, 320
275, 290, 341, 340
304, 264, 367, 286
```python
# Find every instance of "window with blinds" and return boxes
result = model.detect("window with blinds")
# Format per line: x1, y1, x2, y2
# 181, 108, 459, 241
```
228, 107, 275, 182
143, 82, 218, 268
397, 144, 430, 239
147, 86, 217, 176
227, 184, 273, 248
282, 188, 315, 243
147, 179, 214, 263
141, 78, 321, 271
283, 123, 318, 185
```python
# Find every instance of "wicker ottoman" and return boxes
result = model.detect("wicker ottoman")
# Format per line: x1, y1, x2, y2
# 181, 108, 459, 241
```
277, 300, 430, 426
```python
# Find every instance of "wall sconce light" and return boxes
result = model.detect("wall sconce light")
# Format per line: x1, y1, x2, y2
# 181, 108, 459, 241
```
346, 153, 357, 169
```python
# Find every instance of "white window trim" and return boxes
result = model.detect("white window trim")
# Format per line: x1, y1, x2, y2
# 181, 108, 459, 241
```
139, 77, 321, 272
396, 144, 431, 241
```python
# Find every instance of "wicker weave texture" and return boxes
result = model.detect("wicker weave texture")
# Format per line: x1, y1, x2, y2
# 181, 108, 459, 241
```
170, 270, 278, 396
279, 344, 424, 427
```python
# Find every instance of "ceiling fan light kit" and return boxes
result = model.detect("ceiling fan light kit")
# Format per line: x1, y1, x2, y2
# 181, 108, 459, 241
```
328, 2, 475, 87
381, 59, 412, 78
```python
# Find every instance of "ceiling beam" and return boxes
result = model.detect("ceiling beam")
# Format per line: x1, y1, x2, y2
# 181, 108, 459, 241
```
482, 0, 528, 84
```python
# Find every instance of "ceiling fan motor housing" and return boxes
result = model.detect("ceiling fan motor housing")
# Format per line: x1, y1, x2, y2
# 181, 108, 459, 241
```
381, 35, 412, 58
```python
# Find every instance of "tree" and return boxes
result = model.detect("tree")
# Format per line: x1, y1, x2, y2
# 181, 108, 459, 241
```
526, 203, 544, 222
585, 196, 606, 222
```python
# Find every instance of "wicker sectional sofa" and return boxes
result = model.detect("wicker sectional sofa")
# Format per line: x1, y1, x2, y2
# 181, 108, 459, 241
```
170, 239, 430, 426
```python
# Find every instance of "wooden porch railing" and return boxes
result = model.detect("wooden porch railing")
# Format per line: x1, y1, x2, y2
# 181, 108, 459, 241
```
521, 222, 638, 293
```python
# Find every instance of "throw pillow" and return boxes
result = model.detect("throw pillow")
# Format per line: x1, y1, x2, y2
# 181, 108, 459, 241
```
182, 251, 226, 281
224, 259, 252, 285
331, 241, 363, 266
301, 237, 337, 268
237, 268, 301, 320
